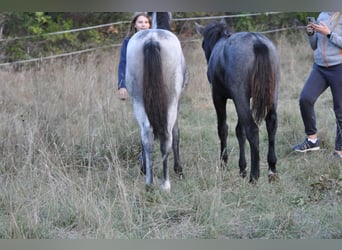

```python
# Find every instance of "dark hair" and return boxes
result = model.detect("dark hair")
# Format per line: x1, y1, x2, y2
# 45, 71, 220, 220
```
127, 12, 152, 37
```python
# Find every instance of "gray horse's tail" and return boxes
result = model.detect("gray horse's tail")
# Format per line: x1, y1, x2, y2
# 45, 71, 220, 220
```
143, 40, 168, 140
250, 40, 276, 123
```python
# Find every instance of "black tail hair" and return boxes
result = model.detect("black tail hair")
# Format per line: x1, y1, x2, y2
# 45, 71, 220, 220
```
143, 40, 169, 140
250, 40, 276, 123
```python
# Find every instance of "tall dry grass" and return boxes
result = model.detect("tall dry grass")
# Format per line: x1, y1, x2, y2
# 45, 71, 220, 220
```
0, 31, 341, 239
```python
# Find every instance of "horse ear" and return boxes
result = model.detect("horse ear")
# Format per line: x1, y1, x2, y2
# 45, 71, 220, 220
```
220, 18, 227, 25
195, 22, 205, 35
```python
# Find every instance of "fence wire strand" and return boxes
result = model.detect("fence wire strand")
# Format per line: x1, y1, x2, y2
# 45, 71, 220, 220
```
0, 12, 304, 67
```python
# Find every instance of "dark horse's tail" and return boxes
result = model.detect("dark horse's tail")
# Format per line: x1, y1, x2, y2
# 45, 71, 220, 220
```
250, 39, 276, 124
143, 40, 168, 140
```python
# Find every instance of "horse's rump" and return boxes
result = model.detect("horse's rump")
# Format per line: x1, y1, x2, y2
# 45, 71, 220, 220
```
216, 32, 278, 123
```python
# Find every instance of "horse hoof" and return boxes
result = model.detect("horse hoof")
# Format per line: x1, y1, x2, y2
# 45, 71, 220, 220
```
240, 170, 247, 178
145, 184, 154, 192
140, 168, 146, 175
178, 172, 185, 180
161, 180, 171, 192
268, 171, 279, 183
249, 177, 258, 185
220, 160, 228, 169
139, 163, 146, 175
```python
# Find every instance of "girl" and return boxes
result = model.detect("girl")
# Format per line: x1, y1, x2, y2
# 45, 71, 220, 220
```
117, 12, 151, 100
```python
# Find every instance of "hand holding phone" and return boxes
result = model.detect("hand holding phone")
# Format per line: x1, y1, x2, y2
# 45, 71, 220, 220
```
307, 17, 316, 24
306, 17, 316, 35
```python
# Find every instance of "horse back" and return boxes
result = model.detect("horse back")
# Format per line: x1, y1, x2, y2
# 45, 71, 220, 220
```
208, 32, 279, 91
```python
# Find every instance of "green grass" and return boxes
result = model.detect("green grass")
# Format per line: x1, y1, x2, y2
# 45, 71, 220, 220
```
0, 32, 341, 239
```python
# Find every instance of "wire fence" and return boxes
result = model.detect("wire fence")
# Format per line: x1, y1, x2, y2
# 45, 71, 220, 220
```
0, 12, 305, 67
0, 12, 281, 43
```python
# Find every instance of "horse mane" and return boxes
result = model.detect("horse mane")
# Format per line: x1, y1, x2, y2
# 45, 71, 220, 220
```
201, 20, 232, 61
148, 12, 172, 30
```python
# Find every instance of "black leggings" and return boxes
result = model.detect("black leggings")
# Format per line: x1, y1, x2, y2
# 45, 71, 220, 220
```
299, 63, 342, 151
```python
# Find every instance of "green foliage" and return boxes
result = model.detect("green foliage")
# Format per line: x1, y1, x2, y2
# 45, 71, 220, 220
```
1, 12, 130, 63
232, 12, 320, 32
0, 12, 319, 64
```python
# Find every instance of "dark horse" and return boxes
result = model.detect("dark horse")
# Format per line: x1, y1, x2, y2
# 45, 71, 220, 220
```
126, 12, 188, 191
196, 20, 280, 183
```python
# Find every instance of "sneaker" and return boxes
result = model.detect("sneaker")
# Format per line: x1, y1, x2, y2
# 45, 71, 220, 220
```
293, 138, 320, 152
333, 151, 342, 159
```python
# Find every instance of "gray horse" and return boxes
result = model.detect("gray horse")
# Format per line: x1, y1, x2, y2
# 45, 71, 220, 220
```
126, 12, 188, 191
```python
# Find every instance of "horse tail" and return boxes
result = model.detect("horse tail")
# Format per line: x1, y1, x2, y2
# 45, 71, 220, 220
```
143, 39, 168, 140
250, 39, 276, 124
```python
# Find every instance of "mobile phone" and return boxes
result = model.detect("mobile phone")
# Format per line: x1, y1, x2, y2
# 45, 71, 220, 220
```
307, 17, 316, 24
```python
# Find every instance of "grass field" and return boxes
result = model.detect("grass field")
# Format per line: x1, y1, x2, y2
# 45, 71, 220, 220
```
0, 30, 341, 239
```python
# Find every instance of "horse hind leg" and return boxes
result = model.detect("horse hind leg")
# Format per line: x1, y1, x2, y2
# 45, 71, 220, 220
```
160, 136, 172, 191
235, 102, 260, 183
246, 122, 260, 184
235, 120, 247, 178
265, 106, 279, 183
172, 119, 184, 179
139, 142, 146, 175
139, 123, 155, 189
244, 119, 260, 183
213, 93, 228, 167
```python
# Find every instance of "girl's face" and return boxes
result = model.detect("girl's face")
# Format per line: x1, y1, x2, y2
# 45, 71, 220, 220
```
134, 15, 150, 31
